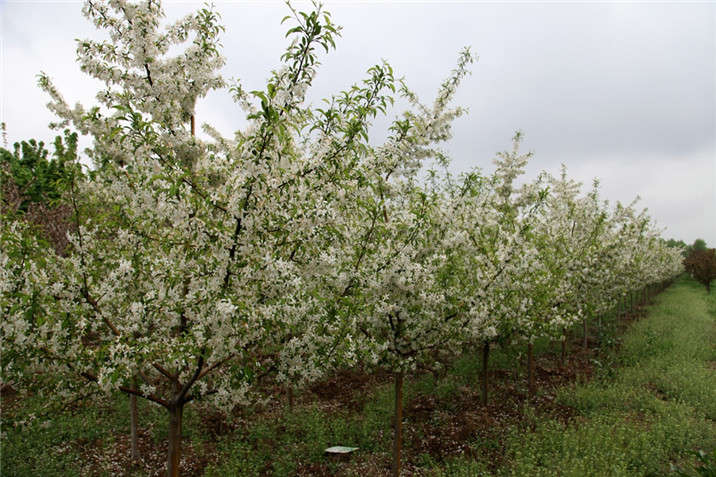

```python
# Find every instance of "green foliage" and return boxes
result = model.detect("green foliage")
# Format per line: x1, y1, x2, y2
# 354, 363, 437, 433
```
693, 239, 708, 252
0, 130, 79, 212
665, 238, 689, 257
494, 408, 713, 477
684, 248, 716, 292
2, 393, 139, 476
671, 449, 716, 477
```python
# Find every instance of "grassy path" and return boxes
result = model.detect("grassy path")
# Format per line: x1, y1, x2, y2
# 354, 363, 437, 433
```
436, 276, 716, 476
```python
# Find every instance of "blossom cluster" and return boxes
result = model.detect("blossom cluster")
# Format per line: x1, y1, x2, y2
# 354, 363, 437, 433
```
1, 0, 683, 420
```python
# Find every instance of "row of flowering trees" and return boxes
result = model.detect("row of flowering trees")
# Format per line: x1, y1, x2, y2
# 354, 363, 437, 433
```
0, 1, 684, 476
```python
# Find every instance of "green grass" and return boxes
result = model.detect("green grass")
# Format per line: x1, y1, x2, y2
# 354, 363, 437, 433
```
434, 276, 716, 476
1, 389, 163, 476
2, 276, 714, 476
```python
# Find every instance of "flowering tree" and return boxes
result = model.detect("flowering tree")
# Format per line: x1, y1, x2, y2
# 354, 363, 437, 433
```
0, 1, 402, 475
1, 1, 689, 475
534, 172, 607, 354
304, 49, 475, 477
604, 202, 659, 315
448, 132, 548, 404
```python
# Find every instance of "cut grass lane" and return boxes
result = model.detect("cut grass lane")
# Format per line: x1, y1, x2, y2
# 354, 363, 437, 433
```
436, 275, 716, 477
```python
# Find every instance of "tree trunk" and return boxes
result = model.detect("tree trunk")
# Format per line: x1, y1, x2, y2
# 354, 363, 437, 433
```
583, 318, 588, 350
130, 392, 139, 464
167, 403, 184, 477
481, 342, 489, 406
560, 332, 567, 365
527, 342, 536, 398
288, 386, 294, 410
392, 372, 404, 477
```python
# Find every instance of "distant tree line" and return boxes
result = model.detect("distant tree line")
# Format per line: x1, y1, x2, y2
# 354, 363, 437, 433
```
680, 238, 716, 292
1, 129, 81, 255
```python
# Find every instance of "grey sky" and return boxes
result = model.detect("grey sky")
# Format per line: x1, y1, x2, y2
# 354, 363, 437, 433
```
2, 1, 715, 245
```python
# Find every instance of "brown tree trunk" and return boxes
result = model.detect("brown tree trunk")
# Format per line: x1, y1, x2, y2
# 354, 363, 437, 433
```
481, 342, 489, 406
288, 386, 294, 410
190, 114, 195, 137
167, 403, 184, 477
560, 332, 567, 365
130, 392, 139, 464
527, 342, 536, 398
583, 318, 588, 350
392, 372, 404, 477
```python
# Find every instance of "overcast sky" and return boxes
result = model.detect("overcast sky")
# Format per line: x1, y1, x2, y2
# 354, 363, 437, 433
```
1, 0, 715, 245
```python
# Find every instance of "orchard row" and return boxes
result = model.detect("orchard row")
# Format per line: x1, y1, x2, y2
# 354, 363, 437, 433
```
0, 1, 683, 476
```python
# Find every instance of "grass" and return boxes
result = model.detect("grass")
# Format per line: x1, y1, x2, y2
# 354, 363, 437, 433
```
434, 276, 716, 476
1, 275, 714, 476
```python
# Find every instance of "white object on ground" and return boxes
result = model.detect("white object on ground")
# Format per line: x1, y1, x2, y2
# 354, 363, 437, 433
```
324, 446, 359, 454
